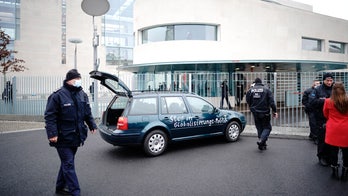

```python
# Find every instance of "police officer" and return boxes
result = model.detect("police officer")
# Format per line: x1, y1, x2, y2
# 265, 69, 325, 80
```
310, 73, 334, 166
246, 78, 278, 150
45, 69, 97, 196
302, 79, 320, 143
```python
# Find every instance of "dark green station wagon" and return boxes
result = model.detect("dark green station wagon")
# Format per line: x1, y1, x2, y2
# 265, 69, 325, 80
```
90, 71, 246, 156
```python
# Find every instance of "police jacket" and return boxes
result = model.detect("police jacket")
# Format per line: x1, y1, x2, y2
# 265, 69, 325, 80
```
45, 81, 97, 147
246, 83, 277, 114
302, 87, 316, 113
309, 83, 332, 125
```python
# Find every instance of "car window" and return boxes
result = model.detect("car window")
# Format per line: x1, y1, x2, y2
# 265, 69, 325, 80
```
129, 97, 157, 115
110, 96, 128, 109
105, 78, 129, 94
161, 96, 188, 114
186, 96, 214, 113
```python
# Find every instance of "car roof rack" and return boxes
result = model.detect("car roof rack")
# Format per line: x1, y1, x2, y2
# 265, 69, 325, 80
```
131, 89, 196, 95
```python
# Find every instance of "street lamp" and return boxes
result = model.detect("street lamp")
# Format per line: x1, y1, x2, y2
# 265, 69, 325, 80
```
81, 0, 110, 117
68, 38, 82, 69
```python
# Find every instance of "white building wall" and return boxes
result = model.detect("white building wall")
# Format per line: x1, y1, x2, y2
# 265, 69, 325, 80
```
11, 0, 113, 77
133, 0, 348, 65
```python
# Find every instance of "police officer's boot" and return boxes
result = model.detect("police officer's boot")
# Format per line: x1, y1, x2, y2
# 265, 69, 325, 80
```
341, 166, 348, 181
331, 165, 339, 180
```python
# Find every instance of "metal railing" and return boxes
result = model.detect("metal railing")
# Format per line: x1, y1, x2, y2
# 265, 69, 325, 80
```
1, 72, 347, 128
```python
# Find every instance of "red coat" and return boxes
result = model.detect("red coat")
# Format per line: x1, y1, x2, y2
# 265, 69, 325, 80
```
323, 98, 348, 147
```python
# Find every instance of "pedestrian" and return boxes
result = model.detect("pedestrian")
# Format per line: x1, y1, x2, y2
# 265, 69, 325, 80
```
44, 69, 97, 196
246, 78, 278, 150
2, 81, 13, 103
323, 82, 348, 181
220, 79, 232, 109
310, 73, 334, 166
235, 74, 245, 107
302, 79, 320, 143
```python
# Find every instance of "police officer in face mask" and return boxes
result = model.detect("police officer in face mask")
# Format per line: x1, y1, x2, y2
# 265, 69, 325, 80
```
45, 69, 97, 196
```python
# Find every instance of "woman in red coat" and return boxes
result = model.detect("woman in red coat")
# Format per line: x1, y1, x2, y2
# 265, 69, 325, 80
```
323, 82, 348, 181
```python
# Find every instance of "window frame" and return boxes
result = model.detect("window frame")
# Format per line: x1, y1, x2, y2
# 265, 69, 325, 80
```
329, 41, 345, 54
128, 97, 158, 115
302, 37, 322, 51
161, 96, 188, 114
142, 24, 217, 44
186, 96, 214, 114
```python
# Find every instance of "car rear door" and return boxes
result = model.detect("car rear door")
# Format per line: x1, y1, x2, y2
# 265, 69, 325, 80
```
89, 70, 132, 97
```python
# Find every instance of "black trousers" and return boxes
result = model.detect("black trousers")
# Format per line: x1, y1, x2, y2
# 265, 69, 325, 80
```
220, 94, 232, 109
252, 113, 272, 143
308, 112, 318, 138
328, 145, 348, 167
317, 126, 330, 161
56, 147, 80, 196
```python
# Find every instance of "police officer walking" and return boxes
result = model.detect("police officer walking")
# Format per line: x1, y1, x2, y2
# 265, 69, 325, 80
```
45, 69, 97, 196
246, 78, 278, 150
310, 73, 334, 166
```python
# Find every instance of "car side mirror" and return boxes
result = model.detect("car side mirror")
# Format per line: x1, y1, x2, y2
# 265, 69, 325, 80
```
213, 107, 219, 113
202, 105, 216, 113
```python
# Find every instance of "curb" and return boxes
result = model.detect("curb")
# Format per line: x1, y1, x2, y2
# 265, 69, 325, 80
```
0, 128, 45, 134
0, 121, 310, 140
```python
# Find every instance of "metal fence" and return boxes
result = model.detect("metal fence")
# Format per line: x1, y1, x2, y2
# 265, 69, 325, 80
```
1, 72, 347, 128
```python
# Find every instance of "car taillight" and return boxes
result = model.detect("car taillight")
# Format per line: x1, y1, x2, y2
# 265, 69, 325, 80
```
117, 117, 128, 130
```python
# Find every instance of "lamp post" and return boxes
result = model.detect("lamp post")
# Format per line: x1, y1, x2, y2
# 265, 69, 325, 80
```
68, 38, 82, 69
81, 0, 110, 117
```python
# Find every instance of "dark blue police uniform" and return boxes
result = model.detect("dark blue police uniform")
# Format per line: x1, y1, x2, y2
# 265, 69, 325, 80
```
45, 72, 97, 196
310, 74, 333, 166
246, 78, 277, 150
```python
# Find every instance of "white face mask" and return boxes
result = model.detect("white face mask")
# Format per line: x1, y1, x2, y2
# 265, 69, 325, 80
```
73, 79, 82, 87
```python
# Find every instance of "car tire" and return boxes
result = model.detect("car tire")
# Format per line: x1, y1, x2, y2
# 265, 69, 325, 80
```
143, 130, 168, 156
225, 121, 241, 142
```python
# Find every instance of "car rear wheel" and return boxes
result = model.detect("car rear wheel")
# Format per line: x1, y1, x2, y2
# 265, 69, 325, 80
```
225, 121, 241, 142
143, 130, 168, 156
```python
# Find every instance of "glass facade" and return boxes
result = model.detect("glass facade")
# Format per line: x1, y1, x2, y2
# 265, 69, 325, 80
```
0, 0, 20, 39
61, 0, 66, 64
103, 0, 134, 66
0, 0, 20, 52
129, 62, 347, 95
142, 24, 217, 44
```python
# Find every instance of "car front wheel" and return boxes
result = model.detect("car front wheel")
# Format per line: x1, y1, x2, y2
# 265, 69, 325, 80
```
225, 121, 241, 142
143, 130, 168, 156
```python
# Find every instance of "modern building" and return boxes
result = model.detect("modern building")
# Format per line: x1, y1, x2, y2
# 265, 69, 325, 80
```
0, 0, 134, 77
1, 0, 348, 125
129, 0, 348, 75
1, 0, 348, 97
